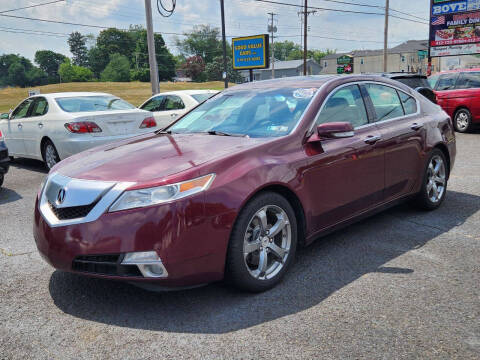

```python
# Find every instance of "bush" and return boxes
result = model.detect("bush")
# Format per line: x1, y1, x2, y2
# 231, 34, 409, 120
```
130, 68, 150, 82
59, 59, 93, 82
101, 54, 130, 82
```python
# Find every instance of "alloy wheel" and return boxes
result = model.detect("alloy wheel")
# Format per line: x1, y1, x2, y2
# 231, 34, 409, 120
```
45, 144, 58, 169
455, 111, 469, 131
426, 155, 446, 203
243, 205, 291, 280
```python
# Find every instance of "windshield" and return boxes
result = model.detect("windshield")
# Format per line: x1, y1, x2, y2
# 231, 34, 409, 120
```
191, 93, 216, 103
169, 88, 317, 138
56, 96, 135, 113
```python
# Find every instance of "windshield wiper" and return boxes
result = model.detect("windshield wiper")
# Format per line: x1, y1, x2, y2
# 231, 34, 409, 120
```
206, 130, 247, 137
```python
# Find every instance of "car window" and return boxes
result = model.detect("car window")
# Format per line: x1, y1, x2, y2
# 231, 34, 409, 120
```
436, 73, 458, 91
55, 96, 135, 113
398, 91, 417, 115
191, 93, 215, 103
11, 98, 35, 119
169, 88, 316, 138
428, 74, 440, 89
141, 96, 165, 112
316, 84, 368, 128
164, 95, 185, 110
394, 77, 430, 89
364, 84, 404, 122
456, 72, 480, 89
30, 97, 49, 117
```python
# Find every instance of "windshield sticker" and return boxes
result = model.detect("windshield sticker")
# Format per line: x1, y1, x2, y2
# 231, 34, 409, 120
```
293, 88, 318, 99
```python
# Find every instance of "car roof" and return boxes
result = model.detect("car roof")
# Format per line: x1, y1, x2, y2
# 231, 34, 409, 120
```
367, 72, 427, 79
35, 92, 114, 99
433, 67, 480, 76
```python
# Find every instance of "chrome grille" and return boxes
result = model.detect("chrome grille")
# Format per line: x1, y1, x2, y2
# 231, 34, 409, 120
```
48, 201, 97, 220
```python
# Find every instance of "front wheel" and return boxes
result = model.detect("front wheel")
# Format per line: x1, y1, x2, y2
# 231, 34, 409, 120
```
454, 108, 472, 133
413, 149, 448, 211
226, 192, 297, 292
42, 140, 60, 170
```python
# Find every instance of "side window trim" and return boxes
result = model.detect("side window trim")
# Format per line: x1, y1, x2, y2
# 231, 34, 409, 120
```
358, 84, 376, 124
11, 98, 35, 120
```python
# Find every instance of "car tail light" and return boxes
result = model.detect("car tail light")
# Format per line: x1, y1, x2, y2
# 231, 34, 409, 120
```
140, 116, 157, 129
0, 130, 3, 139
64, 122, 102, 134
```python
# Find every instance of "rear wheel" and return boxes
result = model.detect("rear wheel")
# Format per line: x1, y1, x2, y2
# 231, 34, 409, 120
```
42, 140, 60, 170
226, 192, 297, 292
454, 108, 472, 133
413, 149, 448, 211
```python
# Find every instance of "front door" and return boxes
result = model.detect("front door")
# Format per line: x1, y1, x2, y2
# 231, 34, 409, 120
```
1, 98, 35, 155
22, 97, 49, 157
303, 83, 385, 233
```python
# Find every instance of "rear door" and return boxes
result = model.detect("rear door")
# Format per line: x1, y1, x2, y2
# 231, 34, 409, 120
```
363, 83, 425, 201
303, 83, 385, 232
140, 95, 186, 128
455, 72, 480, 121
22, 97, 49, 156
434, 73, 462, 118
2, 98, 35, 155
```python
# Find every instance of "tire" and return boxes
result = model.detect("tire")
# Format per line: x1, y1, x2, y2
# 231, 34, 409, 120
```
42, 140, 60, 170
413, 149, 448, 211
453, 108, 472, 133
225, 192, 298, 292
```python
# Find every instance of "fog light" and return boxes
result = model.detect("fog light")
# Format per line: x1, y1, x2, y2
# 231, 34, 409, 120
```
121, 251, 168, 278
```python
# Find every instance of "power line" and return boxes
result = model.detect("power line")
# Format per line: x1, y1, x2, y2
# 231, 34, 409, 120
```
0, 0, 65, 14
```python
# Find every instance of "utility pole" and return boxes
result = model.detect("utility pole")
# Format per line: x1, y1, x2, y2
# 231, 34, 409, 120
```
383, 0, 389, 73
145, 0, 159, 95
220, 0, 228, 88
300, 1, 315, 76
268, 12, 277, 79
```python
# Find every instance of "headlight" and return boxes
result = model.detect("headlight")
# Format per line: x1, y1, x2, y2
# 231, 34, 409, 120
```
109, 173, 215, 212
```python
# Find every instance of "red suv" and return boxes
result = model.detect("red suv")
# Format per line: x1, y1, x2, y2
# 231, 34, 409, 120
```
429, 68, 480, 133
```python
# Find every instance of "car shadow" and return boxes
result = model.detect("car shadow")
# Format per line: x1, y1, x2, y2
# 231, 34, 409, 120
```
10, 158, 47, 174
0, 187, 22, 205
48, 190, 480, 334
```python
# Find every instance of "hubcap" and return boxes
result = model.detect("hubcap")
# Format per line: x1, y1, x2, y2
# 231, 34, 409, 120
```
243, 205, 291, 280
456, 112, 469, 130
45, 144, 57, 169
426, 155, 446, 203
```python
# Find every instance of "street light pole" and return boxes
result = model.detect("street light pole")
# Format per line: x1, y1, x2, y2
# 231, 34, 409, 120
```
145, 0, 159, 95
220, 0, 228, 88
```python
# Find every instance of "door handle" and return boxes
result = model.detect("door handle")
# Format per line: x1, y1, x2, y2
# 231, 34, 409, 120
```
411, 123, 423, 131
364, 135, 381, 144
38, 122, 43, 128
170, 113, 178, 117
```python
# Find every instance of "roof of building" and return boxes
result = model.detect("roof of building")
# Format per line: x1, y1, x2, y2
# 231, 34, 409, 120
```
260, 58, 319, 71
321, 40, 428, 60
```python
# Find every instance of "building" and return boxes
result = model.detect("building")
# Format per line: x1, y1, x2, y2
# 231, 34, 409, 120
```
240, 59, 322, 82
320, 40, 437, 75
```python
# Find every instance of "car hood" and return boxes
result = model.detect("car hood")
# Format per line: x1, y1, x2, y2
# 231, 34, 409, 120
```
55, 133, 267, 184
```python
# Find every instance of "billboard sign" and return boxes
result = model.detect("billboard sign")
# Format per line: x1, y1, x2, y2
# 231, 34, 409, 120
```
432, 0, 480, 15
430, 42, 480, 55
430, 11, 480, 47
336, 55, 353, 74
232, 34, 269, 70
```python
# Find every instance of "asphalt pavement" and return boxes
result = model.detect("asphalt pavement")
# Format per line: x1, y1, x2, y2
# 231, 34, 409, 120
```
0, 133, 479, 359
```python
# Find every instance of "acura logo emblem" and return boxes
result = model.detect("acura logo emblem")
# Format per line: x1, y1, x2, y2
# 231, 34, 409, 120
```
57, 188, 66, 205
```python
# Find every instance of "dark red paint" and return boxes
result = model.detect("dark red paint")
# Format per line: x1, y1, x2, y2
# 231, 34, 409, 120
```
33, 76, 456, 288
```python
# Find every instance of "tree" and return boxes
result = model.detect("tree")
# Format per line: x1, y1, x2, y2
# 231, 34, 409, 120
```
175, 25, 223, 65
87, 47, 108, 78
34, 50, 67, 82
26, 67, 48, 86
132, 28, 176, 81
272, 41, 302, 61
68, 32, 89, 67
101, 54, 130, 82
96, 28, 135, 62
58, 59, 93, 82
181, 55, 205, 82
7, 62, 27, 87
205, 55, 242, 83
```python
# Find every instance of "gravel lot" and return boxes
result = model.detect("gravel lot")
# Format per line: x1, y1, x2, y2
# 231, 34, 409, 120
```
0, 133, 479, 359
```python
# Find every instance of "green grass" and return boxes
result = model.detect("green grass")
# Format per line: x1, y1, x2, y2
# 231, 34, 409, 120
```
0, 81, 230, 113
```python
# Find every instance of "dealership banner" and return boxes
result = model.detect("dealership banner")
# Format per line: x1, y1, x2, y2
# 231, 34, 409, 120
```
232, 34, 269, 70
430, 42, 480, 55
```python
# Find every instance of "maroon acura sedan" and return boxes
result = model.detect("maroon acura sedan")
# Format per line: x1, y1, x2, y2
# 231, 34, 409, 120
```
34, 75, 456, 292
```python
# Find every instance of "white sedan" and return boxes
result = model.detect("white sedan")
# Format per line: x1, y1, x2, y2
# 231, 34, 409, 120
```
0, 92, 157, 169
138, 90, 219, 128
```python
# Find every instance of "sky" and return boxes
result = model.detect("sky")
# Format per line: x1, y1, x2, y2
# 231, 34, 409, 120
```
0, 0, 431, 62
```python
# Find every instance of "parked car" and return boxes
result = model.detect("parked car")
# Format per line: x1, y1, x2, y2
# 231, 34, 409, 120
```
0, 92, 157, 169
0, 129, 9, 189
374, 73, 437, 103
428, 68, 480, 132
34, 75, 456, 292
138, 90, 219, 128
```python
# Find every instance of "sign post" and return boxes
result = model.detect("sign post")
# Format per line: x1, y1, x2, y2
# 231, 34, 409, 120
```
232, 34, 270, 82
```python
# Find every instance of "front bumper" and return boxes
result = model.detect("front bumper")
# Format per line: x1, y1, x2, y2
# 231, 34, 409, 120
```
33, 177, 231, 287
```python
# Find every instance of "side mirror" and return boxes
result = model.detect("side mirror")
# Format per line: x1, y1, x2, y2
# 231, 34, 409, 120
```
0, 113, 9, 120
316, 122, 354, 139
415, 87, 437, 104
